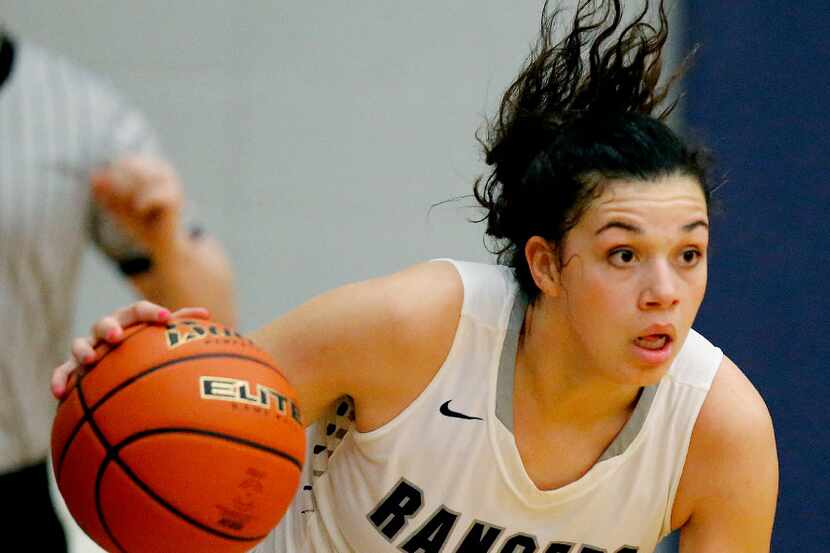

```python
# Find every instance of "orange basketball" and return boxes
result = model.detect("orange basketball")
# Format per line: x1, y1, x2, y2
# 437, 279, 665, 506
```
51, 319, 305, 553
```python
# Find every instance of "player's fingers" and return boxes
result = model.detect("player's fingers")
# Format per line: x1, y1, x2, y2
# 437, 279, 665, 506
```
90, 315, 126, 344
51, 359, 79, 399
113, 300, 171, 328
171, 307, 211, 320
71, 334, 115, 364
71, 337, 97, 365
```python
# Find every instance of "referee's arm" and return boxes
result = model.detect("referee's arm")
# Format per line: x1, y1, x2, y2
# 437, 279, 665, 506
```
127, 226, 236, 329
91, 155, 237, 328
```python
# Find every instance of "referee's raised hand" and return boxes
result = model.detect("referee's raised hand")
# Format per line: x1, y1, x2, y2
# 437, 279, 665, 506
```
90, 155, 185, 256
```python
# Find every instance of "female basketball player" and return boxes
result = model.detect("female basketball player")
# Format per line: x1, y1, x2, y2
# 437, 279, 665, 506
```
51, 1, 778, 551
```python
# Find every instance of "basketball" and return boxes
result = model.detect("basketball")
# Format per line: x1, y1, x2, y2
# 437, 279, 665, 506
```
50, 319, 305, 553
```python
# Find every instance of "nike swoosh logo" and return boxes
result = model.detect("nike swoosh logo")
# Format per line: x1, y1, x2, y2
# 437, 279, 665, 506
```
439, 400, 483, 421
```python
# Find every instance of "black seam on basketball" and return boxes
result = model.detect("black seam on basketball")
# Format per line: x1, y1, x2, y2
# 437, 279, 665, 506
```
91, 427, 297, 542
93, 461, 129, 553
56, 328, 147, 477
76, 382, 128, 553
56, 352, 287, 481
56, 398, 81, 479
92, 353, 285, 411
115, 427, 303, 470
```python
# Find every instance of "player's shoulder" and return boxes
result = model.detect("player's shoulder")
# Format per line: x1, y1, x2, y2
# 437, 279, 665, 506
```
378, 258, 517, 328
369, 260, 464, 330
322, 261, 465, 428
696, 356, 774, 448
671, 355, 777, 529
666, 328, 723, 389
428, 259, 518, 325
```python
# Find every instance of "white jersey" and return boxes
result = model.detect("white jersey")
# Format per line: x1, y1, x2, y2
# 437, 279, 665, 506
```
255, 259, 722, 553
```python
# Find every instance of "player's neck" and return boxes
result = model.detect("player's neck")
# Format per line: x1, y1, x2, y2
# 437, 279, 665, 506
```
516, 297, 641, 426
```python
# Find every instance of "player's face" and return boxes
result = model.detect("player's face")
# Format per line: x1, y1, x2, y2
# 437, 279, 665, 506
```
557, 173, 709, 385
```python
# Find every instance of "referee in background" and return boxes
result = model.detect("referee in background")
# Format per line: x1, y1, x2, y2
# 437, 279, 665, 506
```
0, 28, 236, 551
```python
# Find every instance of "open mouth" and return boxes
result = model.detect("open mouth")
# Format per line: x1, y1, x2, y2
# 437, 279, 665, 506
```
634, 334, 672, 350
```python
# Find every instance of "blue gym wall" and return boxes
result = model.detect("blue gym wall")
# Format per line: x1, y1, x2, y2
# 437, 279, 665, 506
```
686, 2, 829, 549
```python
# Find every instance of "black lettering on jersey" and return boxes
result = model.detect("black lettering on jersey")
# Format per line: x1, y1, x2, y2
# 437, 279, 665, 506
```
578, 547, 606, 553
400, 505, 460, 553
544, 544, 574, 553
454, 521, 504, 553
500, 533, 538, 553
368, 478, 424, 541
614, 548, 638, 553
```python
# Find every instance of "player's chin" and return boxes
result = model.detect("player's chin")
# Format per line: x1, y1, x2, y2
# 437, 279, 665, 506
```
601, 359, 668, 389
623, 352, 677, 386
606, 352, 674, 387
607, 366, 666, 389
634, 364, 671, 387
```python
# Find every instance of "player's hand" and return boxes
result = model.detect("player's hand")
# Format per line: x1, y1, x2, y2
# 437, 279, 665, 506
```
90, 156, 186, 255
51, 301, 210, 400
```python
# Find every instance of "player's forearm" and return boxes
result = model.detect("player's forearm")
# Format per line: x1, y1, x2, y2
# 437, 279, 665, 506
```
128, 232, 237, 327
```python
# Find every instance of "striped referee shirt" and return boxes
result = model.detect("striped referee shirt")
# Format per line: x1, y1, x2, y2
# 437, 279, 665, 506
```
0, 34, 160, 473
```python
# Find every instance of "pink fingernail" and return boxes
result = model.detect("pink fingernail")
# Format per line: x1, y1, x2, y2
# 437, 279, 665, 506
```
106, 329, 121, 341
84, 353, 95, 363
158, 309, 171, 321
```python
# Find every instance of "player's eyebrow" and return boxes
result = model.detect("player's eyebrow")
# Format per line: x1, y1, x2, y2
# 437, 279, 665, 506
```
595, 219, 709, 235
595, 221, 641, 235
682, 220, 709, 232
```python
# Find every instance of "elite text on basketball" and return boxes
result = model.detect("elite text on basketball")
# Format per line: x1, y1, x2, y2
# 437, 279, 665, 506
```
200, 376, 302, 424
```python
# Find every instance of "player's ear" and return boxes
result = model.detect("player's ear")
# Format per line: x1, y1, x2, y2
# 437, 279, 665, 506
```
525, 236, 561, 297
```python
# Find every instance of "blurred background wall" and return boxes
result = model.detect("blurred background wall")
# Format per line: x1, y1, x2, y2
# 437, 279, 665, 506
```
686, 1, 830, 550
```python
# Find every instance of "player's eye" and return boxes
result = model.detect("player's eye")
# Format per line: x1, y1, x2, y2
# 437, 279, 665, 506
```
608, 248, 637, 267
679, 248, 703, 266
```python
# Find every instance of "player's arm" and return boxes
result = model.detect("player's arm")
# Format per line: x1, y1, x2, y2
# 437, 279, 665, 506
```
52, 261, 463, 431
672, 357, 779, 552
91, 156, 236, 327
248, 260, 463, 427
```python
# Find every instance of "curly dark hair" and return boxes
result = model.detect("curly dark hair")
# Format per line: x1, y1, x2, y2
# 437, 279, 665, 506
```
475, 0, 710, 300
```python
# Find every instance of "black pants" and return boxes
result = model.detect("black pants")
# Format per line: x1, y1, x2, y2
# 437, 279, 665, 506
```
1, 460, 68, 551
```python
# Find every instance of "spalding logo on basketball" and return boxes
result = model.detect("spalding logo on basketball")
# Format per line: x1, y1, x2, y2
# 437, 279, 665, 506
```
51, 320, 305, 553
